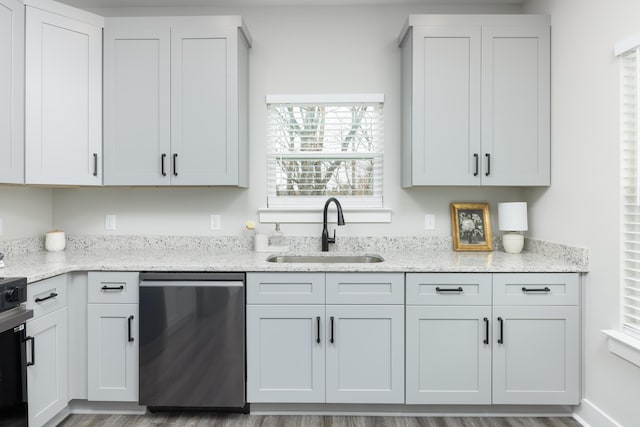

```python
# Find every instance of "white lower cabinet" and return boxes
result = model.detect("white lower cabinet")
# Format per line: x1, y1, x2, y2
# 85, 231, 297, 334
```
246, 305, 325, 403
246, 272, 405, 404
87, 304, 139, 401
325, 305, 404, 403
87, 271, 140, 402
492, 306, 579, 404
406, 306, 492, 404
406, 272, 580, 406
25, 287, 69, 427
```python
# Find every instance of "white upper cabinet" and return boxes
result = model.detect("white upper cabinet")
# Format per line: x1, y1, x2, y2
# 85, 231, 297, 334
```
24, 0, 103, 185
0, 0, 24, 184
103, 16, 251, 186
400, 15, 550, 187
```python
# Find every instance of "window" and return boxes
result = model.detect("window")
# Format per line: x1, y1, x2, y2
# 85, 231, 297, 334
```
266, 94, 383, 209
619, 42, 640, 340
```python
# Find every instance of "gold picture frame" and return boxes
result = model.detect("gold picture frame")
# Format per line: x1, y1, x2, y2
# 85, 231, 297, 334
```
451, 203, 493, 251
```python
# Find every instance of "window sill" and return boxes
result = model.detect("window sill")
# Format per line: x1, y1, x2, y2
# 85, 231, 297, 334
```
258, 207, 392, 224
602, 329, 640, 367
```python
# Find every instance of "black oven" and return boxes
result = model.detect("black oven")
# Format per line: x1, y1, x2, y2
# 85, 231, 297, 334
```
0, 277, 30, 427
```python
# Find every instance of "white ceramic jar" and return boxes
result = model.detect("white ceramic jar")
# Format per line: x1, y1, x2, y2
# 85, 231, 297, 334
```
45, 230, 66, 252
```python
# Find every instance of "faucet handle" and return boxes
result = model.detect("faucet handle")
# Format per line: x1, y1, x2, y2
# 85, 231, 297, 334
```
328, 229, 336, 244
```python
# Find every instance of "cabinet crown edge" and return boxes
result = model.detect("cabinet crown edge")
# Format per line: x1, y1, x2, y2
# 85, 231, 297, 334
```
398, 14, 550, 47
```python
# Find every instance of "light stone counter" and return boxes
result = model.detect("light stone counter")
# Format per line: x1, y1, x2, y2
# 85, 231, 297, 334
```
0, 237, 588, 283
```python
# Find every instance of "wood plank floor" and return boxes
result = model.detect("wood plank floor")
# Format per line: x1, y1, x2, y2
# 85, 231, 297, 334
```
59, 414, 582, 427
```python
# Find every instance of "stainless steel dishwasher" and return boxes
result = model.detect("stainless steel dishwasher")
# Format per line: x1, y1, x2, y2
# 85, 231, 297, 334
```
139, 272, 246, 412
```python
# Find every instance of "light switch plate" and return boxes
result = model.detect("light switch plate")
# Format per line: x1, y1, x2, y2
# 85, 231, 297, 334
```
210, 214, 221, 230
105, 214, 117, 230
424, 214, 435, 230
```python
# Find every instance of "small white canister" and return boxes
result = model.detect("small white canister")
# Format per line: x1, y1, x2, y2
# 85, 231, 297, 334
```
45, 230, 66, 252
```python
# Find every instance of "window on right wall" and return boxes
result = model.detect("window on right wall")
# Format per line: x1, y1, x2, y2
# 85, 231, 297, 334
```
619, 41, 640, 341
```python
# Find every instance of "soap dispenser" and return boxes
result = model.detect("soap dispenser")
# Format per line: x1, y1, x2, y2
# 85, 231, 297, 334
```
270, 223, 284, 247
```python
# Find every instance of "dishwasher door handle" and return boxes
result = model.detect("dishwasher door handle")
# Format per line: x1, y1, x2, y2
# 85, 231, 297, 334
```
140, 280, 244, 288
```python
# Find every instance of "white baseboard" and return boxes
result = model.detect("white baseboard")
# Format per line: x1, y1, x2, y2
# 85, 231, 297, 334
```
68, 400, 146, 415
573, 399, 621, 427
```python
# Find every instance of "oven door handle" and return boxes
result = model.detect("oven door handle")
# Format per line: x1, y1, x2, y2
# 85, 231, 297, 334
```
24, 336, 35, 366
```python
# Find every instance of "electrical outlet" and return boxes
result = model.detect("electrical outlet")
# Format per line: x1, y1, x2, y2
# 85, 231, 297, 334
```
210, 214, 221, 230
0, 218, 3, 236
424, 214, 435, 230
105, 214, 117, 231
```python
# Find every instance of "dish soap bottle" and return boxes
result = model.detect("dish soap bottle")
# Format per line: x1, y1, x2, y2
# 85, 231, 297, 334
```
270, 223, 284, 247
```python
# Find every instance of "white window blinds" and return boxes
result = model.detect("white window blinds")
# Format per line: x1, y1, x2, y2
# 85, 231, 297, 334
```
620, 47, 640, 339
266, 95, 384, 208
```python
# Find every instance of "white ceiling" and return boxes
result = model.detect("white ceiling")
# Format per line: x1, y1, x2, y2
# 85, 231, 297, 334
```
56, 0, 523, 9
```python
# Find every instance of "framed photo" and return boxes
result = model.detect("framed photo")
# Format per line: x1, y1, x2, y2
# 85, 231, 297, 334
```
451, 203, 493, 251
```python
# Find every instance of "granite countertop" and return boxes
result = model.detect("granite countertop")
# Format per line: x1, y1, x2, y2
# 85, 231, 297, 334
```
0, 246, 588, 284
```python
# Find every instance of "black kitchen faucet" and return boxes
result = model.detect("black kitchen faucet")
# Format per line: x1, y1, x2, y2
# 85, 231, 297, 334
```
321, 197, 345, 251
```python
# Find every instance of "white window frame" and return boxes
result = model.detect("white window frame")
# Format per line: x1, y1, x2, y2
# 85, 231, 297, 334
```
603, 33, 640, 367
260, 94, 391, 224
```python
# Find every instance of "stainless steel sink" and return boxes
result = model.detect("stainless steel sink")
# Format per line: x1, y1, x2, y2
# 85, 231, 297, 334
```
266, 254, 384, 263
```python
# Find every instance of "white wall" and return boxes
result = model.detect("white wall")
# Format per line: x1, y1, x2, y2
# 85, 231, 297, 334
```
0, 186, 52, 240
53, 3, 525, 237
523, 0, 640, 425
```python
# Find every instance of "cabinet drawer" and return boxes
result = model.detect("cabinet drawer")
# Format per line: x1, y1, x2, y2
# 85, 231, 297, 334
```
326, 273, 404, 305
406, 273, 491, 306
247, 273, 324, 304
26, 275, 68, 317
492, 273, 579, 306
88, 272, 139, 304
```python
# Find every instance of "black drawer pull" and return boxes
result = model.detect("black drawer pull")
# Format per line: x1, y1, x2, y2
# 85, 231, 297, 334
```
497, 317, 504, 344
93, 153, 98, 176
521, 287, 551, 293
128, 315, 134, 342
330, 316, 335, 344
161, 153, 167, 176
35, 292, 58, 303
483, 317, 489, 345
24, 336, 35, 366
436, 286, 464, 293
101, 285, 124, 291
316, 316, 321, 344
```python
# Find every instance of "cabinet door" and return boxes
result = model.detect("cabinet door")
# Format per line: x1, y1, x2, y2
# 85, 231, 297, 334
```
170, 25, 239, 185
247, 305, 325, 403
325, 305, 404, 403
492, 306, 579, 404
103, 23, 171, 185
26, 308, 68, 427
406, 306, 491, 404
410, 26, 481, 185
481, 26, 550, 186
87, 304, 139, 402
25, 6, 102, 185
0, 0, 24, 183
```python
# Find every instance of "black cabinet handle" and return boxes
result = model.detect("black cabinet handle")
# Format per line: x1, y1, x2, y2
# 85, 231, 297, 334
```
522, 286, 551, 293
485, 153, 491, 176
128, 315, 134, 342
316, 316, 321, 344
101, 285, 124, 291
24, 336, 35, 366
483, 317, 489, 344
93, 153, 98, 176
173, 153, 178, 176
435, 286, 464, 293
473, 153, 479, 177
497, 317, 504, 344
330, 316, 335, 344
35, 292, 58, 303
161, 153, 167, 176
